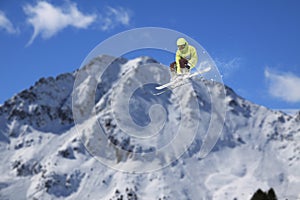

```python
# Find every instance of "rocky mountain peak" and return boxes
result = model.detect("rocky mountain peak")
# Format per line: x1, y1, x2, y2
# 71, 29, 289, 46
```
0, 55, 299, 199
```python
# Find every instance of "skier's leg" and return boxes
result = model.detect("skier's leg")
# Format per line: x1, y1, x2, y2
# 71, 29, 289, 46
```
182, 67, 190, 75
169, 62, 177, 80
179, 58, 190, 75
179, 58, 186, 68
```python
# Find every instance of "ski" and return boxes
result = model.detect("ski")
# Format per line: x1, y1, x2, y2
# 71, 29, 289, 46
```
152, 89, 170, 96
152, 79, 191, 96
155, 66, 211, 90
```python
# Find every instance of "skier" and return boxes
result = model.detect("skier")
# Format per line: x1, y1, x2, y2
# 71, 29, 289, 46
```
169, 37, 198, 79
155, 38, 210, 94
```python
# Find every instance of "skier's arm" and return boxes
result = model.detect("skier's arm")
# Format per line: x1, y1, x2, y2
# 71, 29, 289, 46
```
188, 46, 198, 69
175, 51, 182, 73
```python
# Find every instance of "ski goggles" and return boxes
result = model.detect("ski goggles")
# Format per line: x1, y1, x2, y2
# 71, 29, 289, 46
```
177, 43, 186, 50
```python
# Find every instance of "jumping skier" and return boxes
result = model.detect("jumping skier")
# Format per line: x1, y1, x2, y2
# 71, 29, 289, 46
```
169, 37, 198, 79
154, 37, 210, 95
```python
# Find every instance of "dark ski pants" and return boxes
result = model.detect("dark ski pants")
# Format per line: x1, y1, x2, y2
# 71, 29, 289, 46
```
169, 58, 189, 72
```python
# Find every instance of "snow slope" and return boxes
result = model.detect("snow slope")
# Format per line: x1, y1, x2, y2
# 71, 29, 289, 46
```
0, 55, 299, 200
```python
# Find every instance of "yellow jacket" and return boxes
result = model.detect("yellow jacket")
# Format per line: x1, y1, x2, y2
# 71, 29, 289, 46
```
175, 43, 198, 74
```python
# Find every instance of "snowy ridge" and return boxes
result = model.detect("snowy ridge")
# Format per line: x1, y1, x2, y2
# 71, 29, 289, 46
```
0, 55, 299, 199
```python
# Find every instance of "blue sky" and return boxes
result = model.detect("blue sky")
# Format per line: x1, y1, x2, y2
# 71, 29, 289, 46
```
1, 0, 300, 113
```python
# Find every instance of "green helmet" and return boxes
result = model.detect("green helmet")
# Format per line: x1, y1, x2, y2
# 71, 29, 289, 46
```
176, 38, 187, 46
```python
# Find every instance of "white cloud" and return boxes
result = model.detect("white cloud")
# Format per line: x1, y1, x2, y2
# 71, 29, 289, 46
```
100, 6, 131, 31
23, 1, 97, 46
265, 68, 300, 103
0, 11, 18, 34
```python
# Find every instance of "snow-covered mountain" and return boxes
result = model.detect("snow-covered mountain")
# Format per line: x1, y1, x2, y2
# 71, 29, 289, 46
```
0, 55, 299, 200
